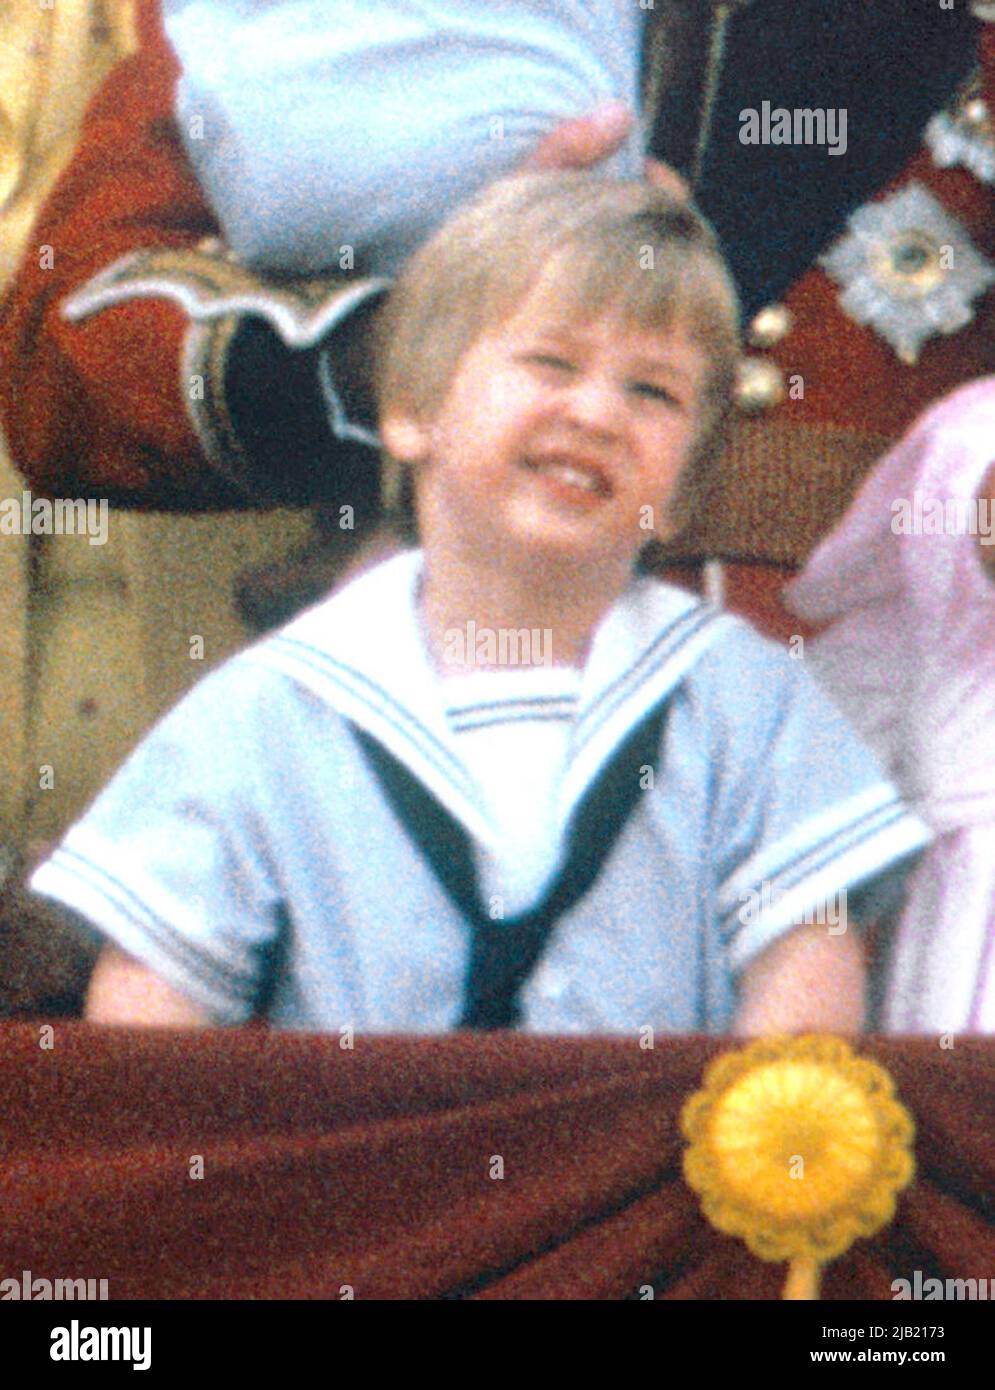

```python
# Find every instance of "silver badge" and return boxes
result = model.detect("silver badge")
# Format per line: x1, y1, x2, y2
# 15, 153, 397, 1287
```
819, 183, 995, 364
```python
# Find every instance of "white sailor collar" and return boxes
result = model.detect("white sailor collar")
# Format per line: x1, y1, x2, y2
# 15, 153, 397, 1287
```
246, 549, 735, 850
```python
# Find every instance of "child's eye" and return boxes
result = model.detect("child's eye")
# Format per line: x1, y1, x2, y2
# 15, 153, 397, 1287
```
630, 381, 681, 405
523, 353, 575, 372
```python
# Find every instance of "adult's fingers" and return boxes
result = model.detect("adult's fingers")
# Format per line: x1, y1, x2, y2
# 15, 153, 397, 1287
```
522, 101, 634, 172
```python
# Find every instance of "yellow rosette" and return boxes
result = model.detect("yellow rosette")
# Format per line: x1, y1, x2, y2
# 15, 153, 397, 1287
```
681, 1035, 915, 1299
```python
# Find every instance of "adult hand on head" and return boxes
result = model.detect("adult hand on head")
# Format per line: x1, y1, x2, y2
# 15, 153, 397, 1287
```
522, 100, 690, 200
523, 100, 634, 171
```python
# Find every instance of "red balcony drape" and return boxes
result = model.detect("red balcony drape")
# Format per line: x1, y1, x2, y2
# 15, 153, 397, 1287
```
1, 1026, 992, 1300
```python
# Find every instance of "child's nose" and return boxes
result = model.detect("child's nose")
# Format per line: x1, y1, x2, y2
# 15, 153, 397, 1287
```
561, 373, 621, 434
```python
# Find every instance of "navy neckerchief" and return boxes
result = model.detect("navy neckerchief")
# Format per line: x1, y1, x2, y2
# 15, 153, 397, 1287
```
352, 696, 670, 1029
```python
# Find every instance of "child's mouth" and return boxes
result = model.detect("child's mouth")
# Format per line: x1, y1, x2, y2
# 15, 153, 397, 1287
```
521, 455, 613, 499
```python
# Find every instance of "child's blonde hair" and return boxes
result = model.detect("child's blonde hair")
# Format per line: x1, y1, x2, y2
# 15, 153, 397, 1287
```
374, 170, 741, 546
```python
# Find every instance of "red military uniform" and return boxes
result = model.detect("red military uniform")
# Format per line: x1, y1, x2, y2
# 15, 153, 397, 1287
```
0, 0, 219, 506
0, 0, 383, 520
701, 19, 995, 639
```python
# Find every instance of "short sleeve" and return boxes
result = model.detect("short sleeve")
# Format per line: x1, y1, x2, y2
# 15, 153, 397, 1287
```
29, 664, 283, 1024
704, 630, 932, 971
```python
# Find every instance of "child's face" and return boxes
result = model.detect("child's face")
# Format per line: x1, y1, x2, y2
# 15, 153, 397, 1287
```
383, 284, 708, 572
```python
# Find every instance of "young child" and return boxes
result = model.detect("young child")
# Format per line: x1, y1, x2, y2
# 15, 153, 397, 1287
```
30, 174, 930, 1035
785, 377, 995, 1034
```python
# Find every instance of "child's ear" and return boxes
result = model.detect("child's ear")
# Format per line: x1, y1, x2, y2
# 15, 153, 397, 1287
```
381, 414, 430, 464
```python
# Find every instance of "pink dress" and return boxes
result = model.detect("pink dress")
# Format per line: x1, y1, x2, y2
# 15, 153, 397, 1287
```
785, 377, 995, 1033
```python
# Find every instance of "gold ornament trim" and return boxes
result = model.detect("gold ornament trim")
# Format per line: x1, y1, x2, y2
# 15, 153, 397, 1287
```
681, 1035, 916, 1298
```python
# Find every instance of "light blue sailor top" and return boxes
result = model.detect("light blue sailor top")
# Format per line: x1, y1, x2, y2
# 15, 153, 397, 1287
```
162, 0, 647, 273
30, 551, 931, 1033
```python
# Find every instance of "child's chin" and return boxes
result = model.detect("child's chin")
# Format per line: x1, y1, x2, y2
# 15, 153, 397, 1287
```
501, 517, 598, 557
501, 518, 635, 572
504, 494, 607, 538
